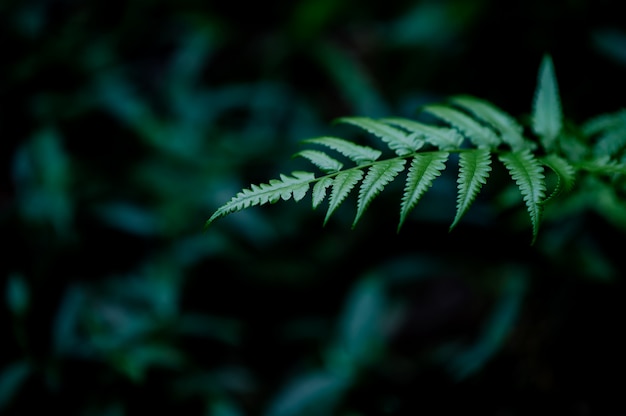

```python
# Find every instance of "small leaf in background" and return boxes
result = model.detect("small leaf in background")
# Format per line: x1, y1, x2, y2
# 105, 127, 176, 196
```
575, 238, 617, 282
6, 273, 29, 317
314, 42, 390, 118
288, 0, 346, 41
444, 268, 528, 380
11, 127, 73, 234
208, 399, 245, 416
264, 371, 349, 416
168, 28, 215, 102
82, 402, 125, 416
94, 73, 166, 149
95, 202, 161, 236
178, 314, 242, 346
592, 28, 626, 66
112, 343, 184, 382
386, 0, 482, 48
53, 285, 88, 357
332, 274, 386, 371
0, 361, 31, 411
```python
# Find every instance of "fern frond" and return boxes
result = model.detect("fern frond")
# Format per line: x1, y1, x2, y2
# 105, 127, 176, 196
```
337, 117, 424, 156
398, 152, 449, 232
207, 55, 614, 244
532, 54, 563, 150
205, 171, 315, 227
499, 150, 546, 244
450, 149, 492, 231
422, 104, 501, 149
382, 118, 464, 150
303, 136, 382, 165
540, 154, 576, 202
295, 150, 343, 173
324, 169, 365, 225
353, 159, 407, 228
451, 95, 528, 151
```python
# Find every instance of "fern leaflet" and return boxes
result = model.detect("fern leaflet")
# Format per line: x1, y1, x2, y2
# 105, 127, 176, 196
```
540, 154, 576, 202
303, 136, 382, 165
295, 150, 343, 173
398, 152, 449, 232
353, 159, 407, 228
451, 95, 528, 151
576, 156, 626, 175
337, 117, 424, 156
595, 129, 626, 158
499, 150, 546, 244
450, 149, 492, 231
312, 176, 334, 209
532, 54, 563, 150
324, 169, 364, 225
382, 118, 464, 150
582, 109, 626, 137
422, 104, 501, 149
206, 171, 315, 227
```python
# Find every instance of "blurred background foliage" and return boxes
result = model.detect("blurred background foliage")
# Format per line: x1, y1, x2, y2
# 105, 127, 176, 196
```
1, 0, 626, 414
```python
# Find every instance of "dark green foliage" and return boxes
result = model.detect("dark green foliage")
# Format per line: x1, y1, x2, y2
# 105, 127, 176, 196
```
3, 1, 626, 415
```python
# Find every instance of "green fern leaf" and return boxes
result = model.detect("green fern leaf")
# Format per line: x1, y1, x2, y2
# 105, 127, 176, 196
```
576, 156, 626, 175
452, 95, 528, 151
593, 128, 626, 158
450, 149, 492, 231
422, 104, 501, 149
499, 150, 546, 244
382, 118, 464, 150
312, 176, 334, 209
303, 136, 382, 165
206, 171, 315, 227
581, 109, 626, 157
532, 54, 563, 150
324, 169, 364, 225
593, 126, 626, 156
295, 150, 343, 173
337, 117, 424, 156
540, 154, 576, 202
353, 159, 407, 228
398, 152, 449, 232
581, 108, 626, 136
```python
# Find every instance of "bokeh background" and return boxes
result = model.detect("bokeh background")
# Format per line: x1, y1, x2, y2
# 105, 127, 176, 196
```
2, 0, 626, 414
